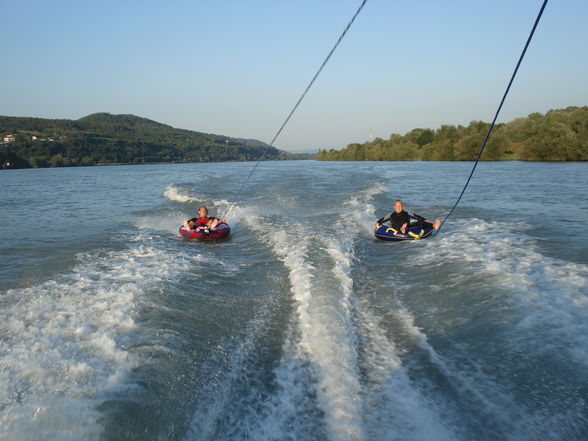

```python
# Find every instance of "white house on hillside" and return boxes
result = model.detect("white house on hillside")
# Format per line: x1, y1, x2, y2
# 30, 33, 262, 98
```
2, 134, 15, 144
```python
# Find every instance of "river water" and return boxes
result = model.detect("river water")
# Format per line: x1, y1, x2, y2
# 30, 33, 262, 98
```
1, 160, 587, 441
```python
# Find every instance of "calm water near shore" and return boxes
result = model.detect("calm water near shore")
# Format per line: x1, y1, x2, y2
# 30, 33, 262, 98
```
1, 160, 587, 441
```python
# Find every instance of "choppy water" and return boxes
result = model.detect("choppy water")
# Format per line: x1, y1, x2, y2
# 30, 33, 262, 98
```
1, 161, 587, 441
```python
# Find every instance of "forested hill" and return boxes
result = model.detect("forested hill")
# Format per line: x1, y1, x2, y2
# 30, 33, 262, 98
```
316, 106, 588, 162
0, 113, 308, 168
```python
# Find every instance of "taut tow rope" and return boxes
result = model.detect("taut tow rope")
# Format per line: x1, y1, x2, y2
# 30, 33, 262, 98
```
222, 0, 368, 219
435, 0, 549, 234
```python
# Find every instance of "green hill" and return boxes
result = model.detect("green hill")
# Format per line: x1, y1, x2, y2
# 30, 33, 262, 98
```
316, 106, 588, 162
0, 113, 293, 168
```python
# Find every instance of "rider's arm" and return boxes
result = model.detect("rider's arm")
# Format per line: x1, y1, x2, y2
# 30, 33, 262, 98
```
375, 215, 389, 227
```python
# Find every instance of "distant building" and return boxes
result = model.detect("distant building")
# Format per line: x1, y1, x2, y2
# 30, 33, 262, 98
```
2, 134, 15, 144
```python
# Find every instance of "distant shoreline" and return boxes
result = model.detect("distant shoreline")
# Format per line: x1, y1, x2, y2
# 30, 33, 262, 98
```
316, 106, 587, 162
0, 155, 315, 170
0, 112, 313, 169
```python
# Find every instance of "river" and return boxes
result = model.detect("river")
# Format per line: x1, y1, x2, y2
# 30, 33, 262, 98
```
1, 160, 587, 441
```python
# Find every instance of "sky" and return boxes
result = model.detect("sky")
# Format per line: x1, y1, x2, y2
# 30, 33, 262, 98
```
1, 0, 587, 152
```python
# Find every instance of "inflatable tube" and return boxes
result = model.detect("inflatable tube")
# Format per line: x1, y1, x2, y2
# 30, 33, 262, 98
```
179, 222, 231, 240
374, 223, 434, 241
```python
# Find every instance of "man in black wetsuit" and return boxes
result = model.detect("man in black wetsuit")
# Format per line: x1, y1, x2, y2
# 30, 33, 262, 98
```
376, 200, 411, 234
375, 200, 441, 234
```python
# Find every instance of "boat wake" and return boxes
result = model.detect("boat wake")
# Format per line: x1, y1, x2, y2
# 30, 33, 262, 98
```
0, 233, 208, 441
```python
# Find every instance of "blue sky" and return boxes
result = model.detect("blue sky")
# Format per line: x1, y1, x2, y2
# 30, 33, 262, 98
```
1, 0, 587, 152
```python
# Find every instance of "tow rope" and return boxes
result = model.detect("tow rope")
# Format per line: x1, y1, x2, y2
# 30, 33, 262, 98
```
222, 0, 368, 219
436, 0, 549, 234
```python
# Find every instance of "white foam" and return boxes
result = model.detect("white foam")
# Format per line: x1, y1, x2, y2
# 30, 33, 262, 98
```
356, 307, 457, 441
135, 210, 189, 235
240, 215, 365, 441
427, 219, 588, 368
183, 251, 287, 441
212, 199, 230, 210
345, 183, 386, 238
387, 303, 524, 436
139, 188, 232, 235
163, 184, 201, 203
239, 330, 323, 441
323, 189, 459, 441
221, 203, 257, 230
235, 184, 387, 441
0, 238, 200, 440
0, 396, 103, 441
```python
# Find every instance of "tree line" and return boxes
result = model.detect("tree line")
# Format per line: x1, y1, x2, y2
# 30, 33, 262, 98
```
316, 106, 588, 162
0, 113, 310, 169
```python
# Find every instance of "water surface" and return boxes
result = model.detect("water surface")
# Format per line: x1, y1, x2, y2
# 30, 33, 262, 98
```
1, 161, 587, 441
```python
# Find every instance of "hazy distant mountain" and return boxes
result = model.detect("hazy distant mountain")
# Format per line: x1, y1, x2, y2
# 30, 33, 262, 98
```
234, 138, 270, 148
0, 113, 309, 168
